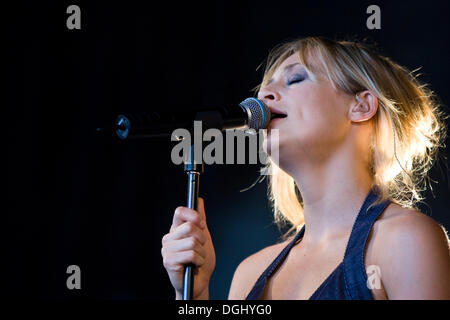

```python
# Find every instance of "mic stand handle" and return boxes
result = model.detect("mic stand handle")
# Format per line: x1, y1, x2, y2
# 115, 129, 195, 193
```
182, 144, 204, 300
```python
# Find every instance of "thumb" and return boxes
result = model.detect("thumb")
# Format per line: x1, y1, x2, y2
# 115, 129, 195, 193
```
197, 197, 206, 220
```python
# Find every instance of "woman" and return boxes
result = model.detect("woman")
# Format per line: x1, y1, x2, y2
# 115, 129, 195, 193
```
161, 37, 450, 300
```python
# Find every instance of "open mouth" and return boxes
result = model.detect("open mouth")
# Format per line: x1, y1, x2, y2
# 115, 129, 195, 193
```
269, 107, 288, 122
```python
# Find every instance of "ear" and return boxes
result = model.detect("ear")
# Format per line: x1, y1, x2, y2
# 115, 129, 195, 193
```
349, 90, 378, 123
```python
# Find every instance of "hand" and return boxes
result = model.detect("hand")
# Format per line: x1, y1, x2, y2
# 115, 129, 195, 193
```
161, 197, 216, 299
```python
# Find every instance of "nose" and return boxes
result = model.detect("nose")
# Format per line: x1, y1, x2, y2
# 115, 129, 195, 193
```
257, 85, 281, 105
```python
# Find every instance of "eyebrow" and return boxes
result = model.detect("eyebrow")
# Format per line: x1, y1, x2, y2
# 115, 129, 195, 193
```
267, 63, 301, 85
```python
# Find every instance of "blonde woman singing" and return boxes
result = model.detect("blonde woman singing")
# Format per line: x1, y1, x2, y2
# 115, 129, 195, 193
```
161, 37, 450, 300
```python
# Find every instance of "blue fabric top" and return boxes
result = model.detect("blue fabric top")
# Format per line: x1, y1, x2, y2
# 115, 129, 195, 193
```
245, 186, 391, 300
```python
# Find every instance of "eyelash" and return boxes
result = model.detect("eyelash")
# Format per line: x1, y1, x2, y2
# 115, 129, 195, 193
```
287, 74, 306, 85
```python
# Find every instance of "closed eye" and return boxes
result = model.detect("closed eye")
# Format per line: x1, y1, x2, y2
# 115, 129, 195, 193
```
287, 74, 306, 85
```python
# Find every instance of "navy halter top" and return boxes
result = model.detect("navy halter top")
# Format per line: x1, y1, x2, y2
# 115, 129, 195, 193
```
245, 186, 391, 300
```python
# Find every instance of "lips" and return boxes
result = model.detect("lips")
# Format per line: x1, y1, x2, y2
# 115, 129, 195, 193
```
269, 107, 288, 122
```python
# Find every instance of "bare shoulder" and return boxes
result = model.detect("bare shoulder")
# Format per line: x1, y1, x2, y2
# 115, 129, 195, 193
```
227, 238, 292, 300
369, 203, 450, 299
373, 203, 449, 245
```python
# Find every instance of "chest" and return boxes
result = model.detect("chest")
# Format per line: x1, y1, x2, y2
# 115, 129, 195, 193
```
259, 236, 387, 300
261, 242, 346, 300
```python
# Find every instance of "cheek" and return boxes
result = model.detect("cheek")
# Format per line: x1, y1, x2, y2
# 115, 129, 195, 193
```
277, 85, 349, 151
290, 103, 343, 131
284, 103, 348, 149
296, 82, 344, 116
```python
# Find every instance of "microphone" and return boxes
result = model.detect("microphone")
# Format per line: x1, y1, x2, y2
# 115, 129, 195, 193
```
113, 97, 271, 140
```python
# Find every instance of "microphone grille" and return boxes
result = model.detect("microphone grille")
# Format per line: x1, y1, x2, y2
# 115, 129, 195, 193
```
239, 97, 270, 130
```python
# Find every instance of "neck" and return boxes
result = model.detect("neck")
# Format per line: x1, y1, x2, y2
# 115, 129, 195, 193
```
288, 149, 374, 246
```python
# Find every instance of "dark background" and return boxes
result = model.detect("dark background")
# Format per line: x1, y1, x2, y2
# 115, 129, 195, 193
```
5, 0, 450, 299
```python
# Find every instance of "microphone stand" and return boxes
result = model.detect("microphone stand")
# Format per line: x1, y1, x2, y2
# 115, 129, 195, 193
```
109, 105, 267, 300
183, 142, 204, 300
181, 111, 221, 300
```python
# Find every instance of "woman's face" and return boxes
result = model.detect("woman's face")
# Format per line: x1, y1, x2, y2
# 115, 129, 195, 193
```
258, 52, 355, 168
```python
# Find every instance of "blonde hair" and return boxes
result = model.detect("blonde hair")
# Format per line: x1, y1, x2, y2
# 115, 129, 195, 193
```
253, 37, 448, 239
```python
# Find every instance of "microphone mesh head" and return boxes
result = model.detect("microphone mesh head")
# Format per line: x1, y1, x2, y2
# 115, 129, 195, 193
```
239, 98, 271, 130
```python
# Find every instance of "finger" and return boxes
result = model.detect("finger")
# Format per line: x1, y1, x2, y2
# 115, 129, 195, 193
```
197, 197, 211, 235
163, 222, 207, 245
197, 197, 206, 221
171, 206, 205, 232
162, 237, 207, 259
163, 251, 206, 270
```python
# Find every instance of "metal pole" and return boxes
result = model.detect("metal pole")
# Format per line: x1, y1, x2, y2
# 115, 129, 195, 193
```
182, 143, 203, 300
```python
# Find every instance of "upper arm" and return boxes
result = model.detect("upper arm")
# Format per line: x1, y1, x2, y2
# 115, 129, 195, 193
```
228, 256, 254, 300
377, 212, 450, 299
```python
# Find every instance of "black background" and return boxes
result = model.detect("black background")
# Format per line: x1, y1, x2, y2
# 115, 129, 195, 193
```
5, 0, 450, 299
